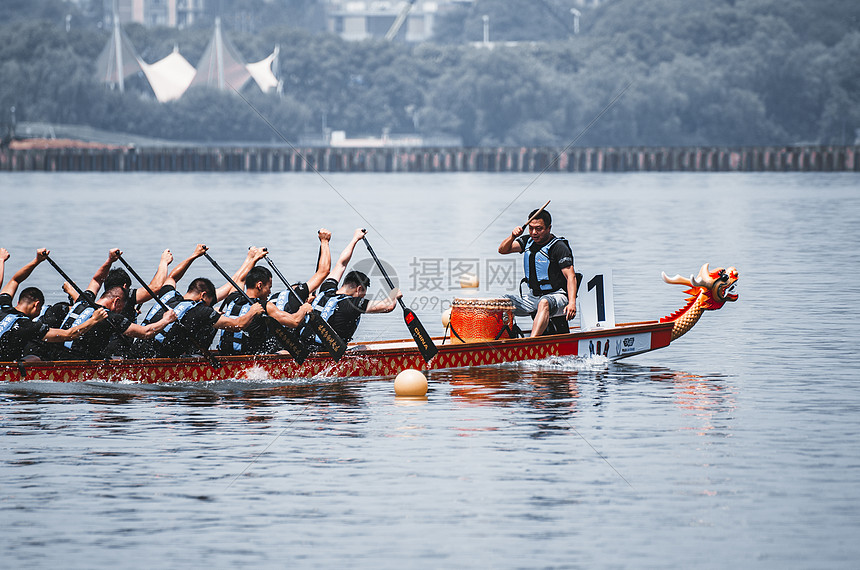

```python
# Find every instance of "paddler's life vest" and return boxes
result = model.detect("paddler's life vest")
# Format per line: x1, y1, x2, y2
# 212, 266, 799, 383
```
140, 288, 182, 325
302, 289, 358, 345
60, 300, 96, 350
218, 296, 261, 353
522, 236, 570, 295
269, 289, 302, 313
151, 299, 198, 344
0, 308, 28, 346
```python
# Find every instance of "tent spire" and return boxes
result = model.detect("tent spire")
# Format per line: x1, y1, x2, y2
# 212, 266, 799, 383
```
113, 0, 124, 92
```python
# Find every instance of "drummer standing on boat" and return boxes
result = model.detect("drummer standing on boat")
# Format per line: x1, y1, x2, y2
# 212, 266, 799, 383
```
498, 208, 577, 337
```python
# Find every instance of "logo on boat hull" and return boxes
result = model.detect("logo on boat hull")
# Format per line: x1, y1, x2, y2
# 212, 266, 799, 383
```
579, 332, 651, 359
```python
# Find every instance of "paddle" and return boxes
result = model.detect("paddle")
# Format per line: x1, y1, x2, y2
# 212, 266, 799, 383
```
115, 253, 220, 369
202, 251, 309, 364
263, 254, 348, 361
361, 236, 438, 363
43, 254, 133, 352
525, 199, 551, 226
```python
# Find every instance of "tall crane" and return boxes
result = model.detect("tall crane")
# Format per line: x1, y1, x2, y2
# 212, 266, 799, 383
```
385, 0, 417, 41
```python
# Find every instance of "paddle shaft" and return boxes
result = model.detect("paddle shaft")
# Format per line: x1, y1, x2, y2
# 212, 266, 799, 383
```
361, 238, 407, 312
263, 255, 347, 361
43, 254, 132, 344
115, 254, 220, 368
361, 237, 438, 362
525, 199, 551, 226
202, 252, 307, 363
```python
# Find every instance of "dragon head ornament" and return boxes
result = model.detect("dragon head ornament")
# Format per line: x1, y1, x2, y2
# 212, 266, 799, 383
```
660, 263, 739, 340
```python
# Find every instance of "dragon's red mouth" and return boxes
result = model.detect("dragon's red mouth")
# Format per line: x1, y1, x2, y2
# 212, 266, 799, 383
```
719, 281, 739, 302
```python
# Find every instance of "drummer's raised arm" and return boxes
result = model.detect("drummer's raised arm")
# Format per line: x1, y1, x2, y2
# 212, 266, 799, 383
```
499, 225, 525, 254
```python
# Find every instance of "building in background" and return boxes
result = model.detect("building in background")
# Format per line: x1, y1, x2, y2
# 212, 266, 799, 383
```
103, 0, 207, 29
326, 0, 447, 42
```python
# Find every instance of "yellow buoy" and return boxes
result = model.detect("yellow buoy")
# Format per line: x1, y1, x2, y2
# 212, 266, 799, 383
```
394, 368, 428, 397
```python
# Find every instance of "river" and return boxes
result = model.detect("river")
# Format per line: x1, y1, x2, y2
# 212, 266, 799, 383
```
1, 171, 859, 567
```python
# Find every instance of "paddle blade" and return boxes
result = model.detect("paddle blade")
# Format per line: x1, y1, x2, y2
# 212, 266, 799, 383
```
309, 312, 348, 361
267, 317, 310, 365
402, 307, 438, 363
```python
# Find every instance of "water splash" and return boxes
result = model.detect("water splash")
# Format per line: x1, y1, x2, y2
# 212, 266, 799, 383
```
517, 353, 610, 371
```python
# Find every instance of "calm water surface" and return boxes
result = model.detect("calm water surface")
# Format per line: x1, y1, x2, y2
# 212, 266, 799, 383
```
1, 172, 859, 567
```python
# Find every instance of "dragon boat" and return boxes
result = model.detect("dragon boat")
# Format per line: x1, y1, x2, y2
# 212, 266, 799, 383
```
0, 264, 738, 384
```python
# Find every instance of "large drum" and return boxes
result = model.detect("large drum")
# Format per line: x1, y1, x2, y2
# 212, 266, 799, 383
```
449, 298, 515, 344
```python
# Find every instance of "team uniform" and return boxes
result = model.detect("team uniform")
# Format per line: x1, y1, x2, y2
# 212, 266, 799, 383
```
260, 283, 311, 353
57, 291, 132, 360
105, 287, 140, 358
506, 234, 574, 318
300, 278, 368, 348
0, 293, 50, 362
217, 291, 269, 355
134, 285, 220, 358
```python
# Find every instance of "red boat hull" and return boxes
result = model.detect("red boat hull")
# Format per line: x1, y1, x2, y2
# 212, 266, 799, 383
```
0, 321, 673, 383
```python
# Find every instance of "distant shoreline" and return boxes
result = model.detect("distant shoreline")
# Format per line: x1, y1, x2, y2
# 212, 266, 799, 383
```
2, 143, 857, 173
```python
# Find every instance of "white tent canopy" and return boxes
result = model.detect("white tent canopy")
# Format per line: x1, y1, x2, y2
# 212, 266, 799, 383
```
96, 16, 280, 101
139, 47, 196, 103
246, 45, 280, 94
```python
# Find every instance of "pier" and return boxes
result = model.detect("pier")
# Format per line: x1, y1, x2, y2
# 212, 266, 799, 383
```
1, 145, 857, 173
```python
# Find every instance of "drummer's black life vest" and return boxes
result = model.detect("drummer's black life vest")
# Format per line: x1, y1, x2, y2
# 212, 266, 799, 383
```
523, 236, 569, 295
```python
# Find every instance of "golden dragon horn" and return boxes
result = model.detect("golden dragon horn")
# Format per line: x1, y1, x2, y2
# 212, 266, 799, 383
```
661, 271, 692, 286
691, 263, 715, 288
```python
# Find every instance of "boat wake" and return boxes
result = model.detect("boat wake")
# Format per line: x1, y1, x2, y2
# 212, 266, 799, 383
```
515, 354, 610, 371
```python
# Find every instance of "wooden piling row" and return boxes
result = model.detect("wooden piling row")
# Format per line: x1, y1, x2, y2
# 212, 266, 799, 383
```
1, 145, 857, 173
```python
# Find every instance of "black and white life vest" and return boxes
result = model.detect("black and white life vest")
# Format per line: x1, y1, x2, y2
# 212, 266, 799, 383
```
218, 297, 256, 352
151, 300, 198, 344
60, 300, 96, 350
302, 289, 356, 345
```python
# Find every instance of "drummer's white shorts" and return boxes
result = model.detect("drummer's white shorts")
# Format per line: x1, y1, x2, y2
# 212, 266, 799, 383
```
504, 290, 568, 318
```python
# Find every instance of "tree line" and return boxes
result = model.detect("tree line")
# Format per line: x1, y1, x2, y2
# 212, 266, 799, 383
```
1, 0, 858, 147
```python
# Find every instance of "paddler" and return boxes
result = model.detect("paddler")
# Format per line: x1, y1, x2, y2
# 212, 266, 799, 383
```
299, 228, 401, 349
55, 253, 178, 360
498, 207, 577, 336
261, 228, 333, 353
134, 245, 265, 358
217, 247, 314, 356
0, 248, 107, 362
62, 248, 174, 358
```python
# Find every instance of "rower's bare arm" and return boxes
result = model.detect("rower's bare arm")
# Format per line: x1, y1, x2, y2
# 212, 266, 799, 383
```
307, 229, 332, 292
329, 229, 366, 283
214, 247, 265, 301
266, 301, 312, 329
214, 302, 264, 331
1, 248, 48, 297
88, 248, 121, 294
44, 308, 108, 342
167, 244, 207, 288
499, 226, 524, 254
367, 288, 401, 313
0, 247, 9, 289
136, 249, 173, 304
124, 309, 177, 339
